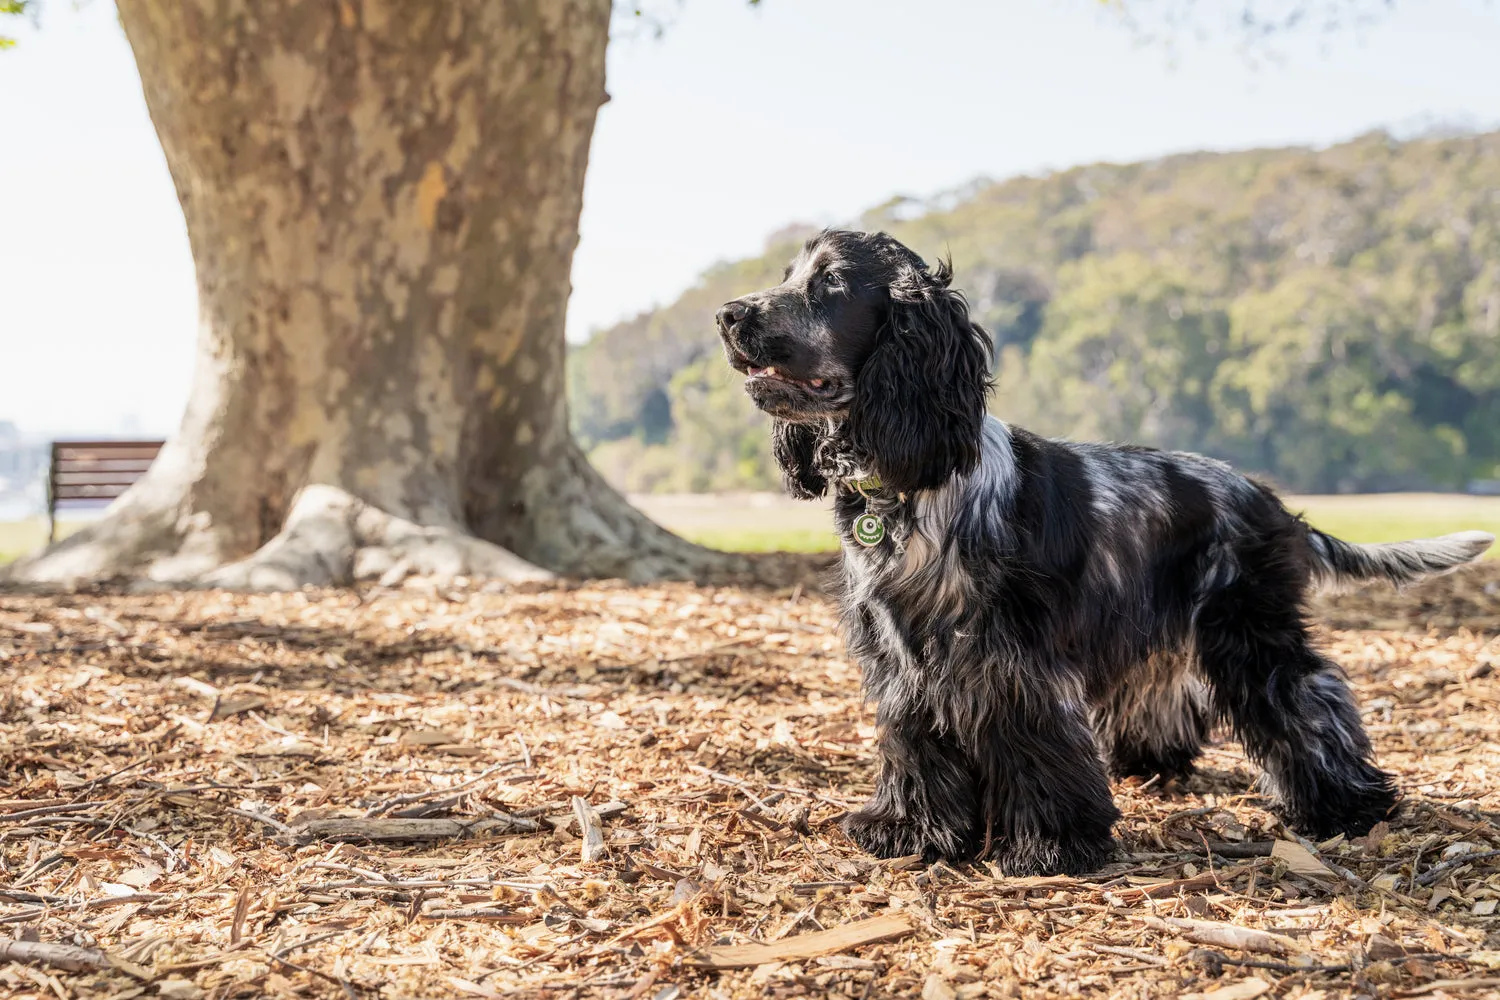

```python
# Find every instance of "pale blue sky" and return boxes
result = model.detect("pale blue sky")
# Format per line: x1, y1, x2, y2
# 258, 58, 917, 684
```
3, 0, 1500, 435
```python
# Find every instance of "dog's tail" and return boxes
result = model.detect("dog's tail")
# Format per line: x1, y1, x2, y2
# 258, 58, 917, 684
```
1306, 527, 1494, 588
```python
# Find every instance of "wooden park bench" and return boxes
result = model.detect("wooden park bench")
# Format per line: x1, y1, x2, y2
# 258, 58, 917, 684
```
47, 440, 165, 543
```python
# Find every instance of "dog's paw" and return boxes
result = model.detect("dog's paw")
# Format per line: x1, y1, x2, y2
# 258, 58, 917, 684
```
842, 810, 924, 858
1277, 765, 1398, 840
988, 833, 1116, 876
842, 809, 971, 862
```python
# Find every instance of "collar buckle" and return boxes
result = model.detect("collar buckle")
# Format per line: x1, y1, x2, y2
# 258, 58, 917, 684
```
843, 474, 882, 499
843, 474, 906, 504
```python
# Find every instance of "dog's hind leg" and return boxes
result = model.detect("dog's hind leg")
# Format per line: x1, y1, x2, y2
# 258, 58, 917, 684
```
1094, 651, 1210, 785
843, 708, 979, 862
1195, 590, 1395, 839
973, 676, 1121, 876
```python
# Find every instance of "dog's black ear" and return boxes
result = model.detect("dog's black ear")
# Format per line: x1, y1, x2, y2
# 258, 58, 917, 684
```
771, 419, 828, 500
848, 257, 993, 494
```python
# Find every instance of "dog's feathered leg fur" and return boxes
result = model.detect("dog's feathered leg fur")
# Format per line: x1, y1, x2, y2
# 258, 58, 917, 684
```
844, 671, 1120, 874
1195, 549, 1397, 838
1094, 651, 1212, 784
843, 705, 980, 862
973, 680, 1121, 875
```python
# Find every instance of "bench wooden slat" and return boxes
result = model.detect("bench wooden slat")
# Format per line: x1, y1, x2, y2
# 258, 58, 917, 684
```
53, 471, 158, 487
48, 440, 167, 541
55, 460, 158, 471
49, 440, 165, 450
53, 449, 163, 463
52, 485, 133, 500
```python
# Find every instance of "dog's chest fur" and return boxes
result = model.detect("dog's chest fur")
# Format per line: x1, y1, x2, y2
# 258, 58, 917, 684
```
823, 421, 1019, 729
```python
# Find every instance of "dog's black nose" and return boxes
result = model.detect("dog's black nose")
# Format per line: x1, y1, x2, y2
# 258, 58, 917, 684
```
717, 299, 753, 332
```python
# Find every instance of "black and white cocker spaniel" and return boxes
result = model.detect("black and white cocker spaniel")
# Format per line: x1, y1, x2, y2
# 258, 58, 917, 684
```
717, 229, 1494, 876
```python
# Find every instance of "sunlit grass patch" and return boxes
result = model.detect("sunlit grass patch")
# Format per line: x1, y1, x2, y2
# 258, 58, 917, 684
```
1291, 494, 1500, 556
0, 518, 57, 565
3, 493, 1496, 565
650, 492, 1500, 558
676, 525, 840, 553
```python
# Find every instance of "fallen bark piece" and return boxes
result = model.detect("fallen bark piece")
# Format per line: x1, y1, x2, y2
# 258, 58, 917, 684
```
0, 937, 149, 978
1157, 917, 1305, 957
922, 975, 957, 1000
572, 796, 607, 862
251, 736, 320, 758
280, 814, 538, 845
0, 937, 111, 972
419, 907, 530, 923
1179, 978, 1271, 1000
210, 694, 268, 719
0, 894, 165, 927
689, 914, 913, 969
814, 955, 883, 971
173, 676, 220, 699
1090, 944, 1170, 967
1285, 832, 1369, 890
1271, 839, 1334, 879
157, 979, 204, 999
400, 727, 463, 747
1105, 865, 1251, 903
1416, 848, 1500, 887
1397, 978, 1500, 997
1204, 842, 1275, 859
987, 873, 1085, 892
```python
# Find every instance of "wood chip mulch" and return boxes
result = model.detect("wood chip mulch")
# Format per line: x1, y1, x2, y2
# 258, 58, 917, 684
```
1, 562, 1499, 999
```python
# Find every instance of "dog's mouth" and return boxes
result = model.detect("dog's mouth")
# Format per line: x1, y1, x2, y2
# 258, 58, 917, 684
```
745, 365, 835, 394
730, 351, 838, 397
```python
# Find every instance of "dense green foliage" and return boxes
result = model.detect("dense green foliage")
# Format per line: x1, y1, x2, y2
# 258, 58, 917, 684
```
571, 130, 1500, 494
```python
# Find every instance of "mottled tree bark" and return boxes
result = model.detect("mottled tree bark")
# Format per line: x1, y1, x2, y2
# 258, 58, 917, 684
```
7, 0, 743, 589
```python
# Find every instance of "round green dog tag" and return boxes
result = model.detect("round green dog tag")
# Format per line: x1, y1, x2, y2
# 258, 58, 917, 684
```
853, 512, 885, 547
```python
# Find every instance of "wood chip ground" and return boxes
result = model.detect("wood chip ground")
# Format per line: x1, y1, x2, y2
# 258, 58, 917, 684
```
2, 560, 1499, 998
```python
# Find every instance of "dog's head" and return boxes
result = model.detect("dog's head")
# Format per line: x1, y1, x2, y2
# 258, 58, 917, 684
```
717, 229, 992, 498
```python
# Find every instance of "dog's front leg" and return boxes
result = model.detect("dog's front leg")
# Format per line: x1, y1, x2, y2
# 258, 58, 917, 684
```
843, 706, 979, 863
975, 686, 1121, 876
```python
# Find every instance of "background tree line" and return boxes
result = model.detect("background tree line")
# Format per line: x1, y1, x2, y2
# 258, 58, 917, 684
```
571, 129, 1500, 495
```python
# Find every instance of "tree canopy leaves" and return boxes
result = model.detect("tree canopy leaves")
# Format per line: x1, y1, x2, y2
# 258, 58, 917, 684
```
1, 1, 29, 50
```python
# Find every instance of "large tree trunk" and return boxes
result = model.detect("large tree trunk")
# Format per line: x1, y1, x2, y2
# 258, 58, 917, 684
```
6, 0, 744, 589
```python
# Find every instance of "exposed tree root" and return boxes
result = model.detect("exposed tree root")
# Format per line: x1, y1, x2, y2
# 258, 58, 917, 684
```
476, 447, 755, 584
202, 486, 551, 591
3, 485, 553, 592
0, 500, 202, 590
1, 479, 782, 592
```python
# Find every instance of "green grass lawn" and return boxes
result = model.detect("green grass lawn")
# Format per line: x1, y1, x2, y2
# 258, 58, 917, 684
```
643, 492, 1500, 556
0, 518, 65, 565
677, 526, 841, 553
3, 493, 1497, 565
1288, 494, 1500, 555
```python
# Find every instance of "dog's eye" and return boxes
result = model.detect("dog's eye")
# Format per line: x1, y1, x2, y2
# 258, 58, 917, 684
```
820, 272, 843, 293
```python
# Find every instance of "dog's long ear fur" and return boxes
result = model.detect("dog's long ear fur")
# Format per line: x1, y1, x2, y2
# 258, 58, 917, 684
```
848, 257, 993, 494
772, 420, 828, 500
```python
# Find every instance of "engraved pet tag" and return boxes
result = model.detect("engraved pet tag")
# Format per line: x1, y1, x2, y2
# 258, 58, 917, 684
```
854, 512, 885, 547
